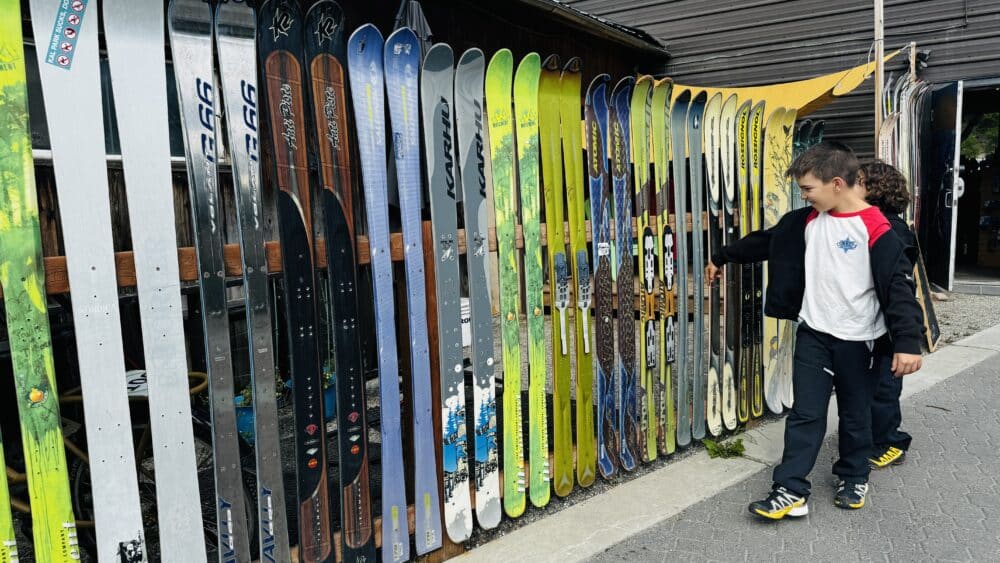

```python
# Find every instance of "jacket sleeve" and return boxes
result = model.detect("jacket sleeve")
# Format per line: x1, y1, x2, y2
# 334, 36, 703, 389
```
880, 244, 925, 355
712, 227, 772, 266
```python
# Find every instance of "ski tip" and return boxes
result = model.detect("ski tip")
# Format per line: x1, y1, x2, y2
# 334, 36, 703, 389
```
563, 56, 582, 74
612, 74, 635, 94
456, 47, 484, 67
348, 22, 382, 52
423, 41, 454, 69
488, 47, 513, 68
636, 74, 653, 86
542, 53, 561, 71
385, 25, 418, 47
515, 51, 541, 72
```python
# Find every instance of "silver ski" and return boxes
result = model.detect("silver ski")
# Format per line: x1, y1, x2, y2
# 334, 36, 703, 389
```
216, 3, 290, 561
454, 47, 501, 530
421, 43, 473, 543
168, 1, 252, 560
29, 0, 151, 559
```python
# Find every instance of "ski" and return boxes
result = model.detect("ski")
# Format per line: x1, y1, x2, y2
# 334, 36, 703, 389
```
346, 23, 410, 562
0, 438, 15, 561
539, 54, 573, 497
217, 3, 291, 560
748, 101, 766, 419
771, 109, 798, 410
3, 2, 85, 560
719, 94, 740, 432
610, 77, 637, 471
687, 91, 708, 441
761, 107, 794, 414
586, 74, 618, 478
651, 78, 675, 455
303, 4, 377, 560
669, 89, 692, 446
631, 75, 656, 461
485, 48, 527, 517
559, 58, 596, 486
382, 26, 441, 554
168, 2, 253, 560
454, 47, 502, 528
703, 92, 723, 438
513, 52, 550, 507
257, 2, 333, 560
421, 42, 473, 542
735, 100, 753, 425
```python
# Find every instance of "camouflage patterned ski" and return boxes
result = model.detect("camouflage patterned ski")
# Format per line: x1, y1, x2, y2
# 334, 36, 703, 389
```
485, 48, 527, 517
513, 52, 550, 507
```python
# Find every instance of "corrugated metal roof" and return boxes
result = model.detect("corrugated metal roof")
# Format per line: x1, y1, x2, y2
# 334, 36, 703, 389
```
565, 0, 1000, 156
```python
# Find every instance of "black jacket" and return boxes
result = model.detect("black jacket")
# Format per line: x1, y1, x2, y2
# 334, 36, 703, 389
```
711, 207, 924, 355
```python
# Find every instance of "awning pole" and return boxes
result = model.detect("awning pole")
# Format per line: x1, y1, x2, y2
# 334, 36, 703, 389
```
874, 0, 885, 149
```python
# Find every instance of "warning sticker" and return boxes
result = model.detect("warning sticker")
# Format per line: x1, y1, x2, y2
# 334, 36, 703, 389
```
44, 0, 89, 70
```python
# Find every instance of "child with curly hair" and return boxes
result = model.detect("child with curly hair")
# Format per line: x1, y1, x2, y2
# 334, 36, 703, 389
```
858, 160, 920, 469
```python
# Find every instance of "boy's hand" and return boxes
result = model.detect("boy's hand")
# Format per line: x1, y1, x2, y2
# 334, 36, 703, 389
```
706, 262, 722, 282
891, 353, 922, 377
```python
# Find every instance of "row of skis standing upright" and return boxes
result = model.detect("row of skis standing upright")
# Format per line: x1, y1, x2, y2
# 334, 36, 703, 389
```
0, 0, 825, 561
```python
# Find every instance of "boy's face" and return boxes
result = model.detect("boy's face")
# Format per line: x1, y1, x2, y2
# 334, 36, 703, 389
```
797, 172, 850, 212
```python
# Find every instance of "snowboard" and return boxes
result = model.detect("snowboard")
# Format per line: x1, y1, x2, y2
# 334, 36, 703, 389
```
559, 58, 596, 486
346, 23, 410, 563
734, 100, 753, 425
719, 94, 740, 432
632, 75, 657, 462
650, 78, 675, 455
610, 77, 637, 471
703, 92, 723, 438
513, 52, 550, 507
421, 42, 473, 542
669, 89, 692, 446
383, 26, 442, 553
748, 101, 767, 419
538, 54, 573, 497
2, 2, 84, 560
687, 91, 708, 441
258, 1, 333, 560
585, 74, 619, 479
303, 4, 377, 560
167, 2, 253, 559
454, 48, 502, 528
485, 48, 527, 518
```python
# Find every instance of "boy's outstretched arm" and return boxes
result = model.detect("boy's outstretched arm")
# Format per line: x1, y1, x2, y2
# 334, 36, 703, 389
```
706, 226, 772, 282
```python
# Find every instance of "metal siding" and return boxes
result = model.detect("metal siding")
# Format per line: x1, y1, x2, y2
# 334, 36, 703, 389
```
566, 0, 1000, 156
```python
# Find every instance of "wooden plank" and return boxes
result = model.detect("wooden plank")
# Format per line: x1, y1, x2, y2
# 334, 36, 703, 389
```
3, 213, 716, 299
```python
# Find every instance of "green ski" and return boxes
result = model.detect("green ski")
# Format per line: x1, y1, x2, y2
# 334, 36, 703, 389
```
631, 75, 657, 462
559, 58, 596, 486
485, 49, 527, 518
539, 54, 572, 497
651, 78, 675, 455
0, 2, 80, 559
513, 52, 550, 508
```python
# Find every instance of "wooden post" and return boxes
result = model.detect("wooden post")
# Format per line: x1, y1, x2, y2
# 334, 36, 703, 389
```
874, 0, 885, 148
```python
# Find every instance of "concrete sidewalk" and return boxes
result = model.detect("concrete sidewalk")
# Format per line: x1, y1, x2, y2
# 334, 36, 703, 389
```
461, 324, 1000, 562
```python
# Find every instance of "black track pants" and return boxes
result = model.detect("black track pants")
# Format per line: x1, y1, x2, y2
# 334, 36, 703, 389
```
772, 322, 879, 497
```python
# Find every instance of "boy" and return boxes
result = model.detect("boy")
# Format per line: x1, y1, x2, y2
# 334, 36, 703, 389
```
706, 141, 923, 519
858, 160, 918, 469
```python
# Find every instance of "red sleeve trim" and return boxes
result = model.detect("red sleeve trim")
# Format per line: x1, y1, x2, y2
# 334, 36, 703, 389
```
805, 208, 819, 225
858, 207, 891, 247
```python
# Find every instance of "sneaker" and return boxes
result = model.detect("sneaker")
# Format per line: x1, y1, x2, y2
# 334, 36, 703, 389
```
869, 446, 906, 469
748, 486, 809, 520
834, 481, 868, 509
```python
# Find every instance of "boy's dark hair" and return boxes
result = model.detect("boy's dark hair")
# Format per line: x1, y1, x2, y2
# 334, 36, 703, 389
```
785, 140, 860, 186
861, 160, 910, 215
